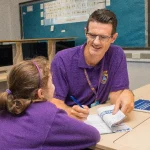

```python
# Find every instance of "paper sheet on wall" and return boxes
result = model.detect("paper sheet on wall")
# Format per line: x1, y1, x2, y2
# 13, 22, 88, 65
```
43, 0, 107, 25
41, 12, 44, 17
41, 20, 44, 26
40, 4, 44, 9
27, 6, 33, 12
106, 0, 110, 6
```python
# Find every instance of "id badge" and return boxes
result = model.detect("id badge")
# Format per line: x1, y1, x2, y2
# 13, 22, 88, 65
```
90, 101, 100, 108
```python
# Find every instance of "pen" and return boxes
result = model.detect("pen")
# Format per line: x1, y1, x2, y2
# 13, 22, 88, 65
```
70, 96, 84, 108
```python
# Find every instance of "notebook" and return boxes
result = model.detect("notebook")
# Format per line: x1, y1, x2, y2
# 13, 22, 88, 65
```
134, 99, 150, 112
85, 105, 131, 134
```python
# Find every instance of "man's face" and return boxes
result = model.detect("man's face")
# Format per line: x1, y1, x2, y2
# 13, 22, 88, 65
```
85, 21, 118, 58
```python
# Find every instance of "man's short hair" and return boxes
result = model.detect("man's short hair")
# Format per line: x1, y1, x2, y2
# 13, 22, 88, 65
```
86, 9, 117, 35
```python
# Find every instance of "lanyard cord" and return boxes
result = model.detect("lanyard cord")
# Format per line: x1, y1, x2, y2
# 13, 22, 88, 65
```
84, 58, 105, 102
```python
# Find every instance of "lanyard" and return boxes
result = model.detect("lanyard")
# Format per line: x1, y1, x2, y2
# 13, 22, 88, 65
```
84, 58, 105, 102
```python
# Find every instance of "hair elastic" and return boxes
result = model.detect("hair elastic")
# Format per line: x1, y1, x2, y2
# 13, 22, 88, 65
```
6, 89, 12, 95
31, 61, 42, 88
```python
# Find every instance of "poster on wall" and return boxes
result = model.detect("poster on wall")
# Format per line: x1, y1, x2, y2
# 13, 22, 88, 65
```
44, 0, 106, 25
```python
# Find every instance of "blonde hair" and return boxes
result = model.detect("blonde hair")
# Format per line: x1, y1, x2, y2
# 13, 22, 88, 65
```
0, 56, 50, 115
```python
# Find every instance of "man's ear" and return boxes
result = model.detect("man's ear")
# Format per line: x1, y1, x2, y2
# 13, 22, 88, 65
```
111, 33, 118, 43
37, 88, 44, 99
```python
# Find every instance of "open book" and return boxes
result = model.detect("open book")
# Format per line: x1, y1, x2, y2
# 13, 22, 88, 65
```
85, 105, 131, 134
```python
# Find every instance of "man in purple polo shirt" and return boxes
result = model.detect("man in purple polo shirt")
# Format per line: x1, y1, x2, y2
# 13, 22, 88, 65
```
51, 9, 134, 120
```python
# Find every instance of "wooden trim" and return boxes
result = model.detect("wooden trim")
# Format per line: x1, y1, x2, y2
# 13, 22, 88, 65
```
0, 37, 76, 82
47, 40, 56, 64
0, 37, 76, 43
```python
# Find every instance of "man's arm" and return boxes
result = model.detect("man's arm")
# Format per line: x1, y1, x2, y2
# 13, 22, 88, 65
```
109, 89, 134, 115
51, 55, 89, 120
51, 98, 89, 121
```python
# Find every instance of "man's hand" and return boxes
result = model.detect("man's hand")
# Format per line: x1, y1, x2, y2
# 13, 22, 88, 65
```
69, 105, 89, 121
51, 98, 89, 121
110, 89, 134, 115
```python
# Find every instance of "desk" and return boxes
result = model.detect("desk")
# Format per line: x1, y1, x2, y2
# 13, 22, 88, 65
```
0, 37, 76, 82
90, 84, 150, 150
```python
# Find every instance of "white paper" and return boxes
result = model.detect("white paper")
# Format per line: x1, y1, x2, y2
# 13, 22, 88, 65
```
41, 11, 44, 17
41, 20, 44, 26
85, 105, 131, 134
43, 0, 106, 25
50, 25, 54, 31
85, 114, 112, 134
97, 105, 126, 128
40, 4, 44, 9
106, 0, 110, 6
27, 6, 33, 12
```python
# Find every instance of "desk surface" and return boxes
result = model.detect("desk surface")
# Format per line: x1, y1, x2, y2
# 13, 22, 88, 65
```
91, 84, 150, 150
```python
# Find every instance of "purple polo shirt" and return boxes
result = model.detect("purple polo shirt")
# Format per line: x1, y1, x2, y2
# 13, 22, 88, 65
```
51, 44, 129, 107
0, 101, 100, 149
